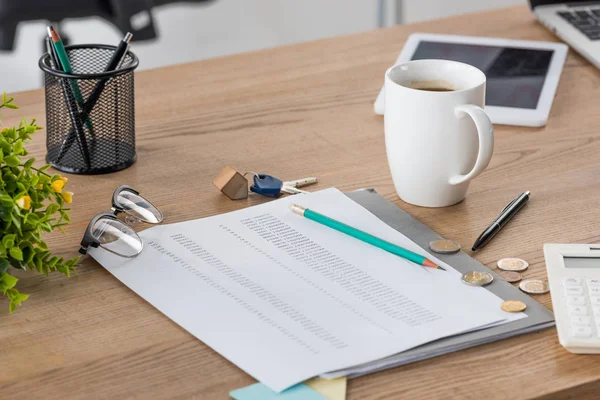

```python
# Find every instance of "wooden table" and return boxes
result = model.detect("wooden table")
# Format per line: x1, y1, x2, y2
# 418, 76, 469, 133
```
1, 5, 599, 399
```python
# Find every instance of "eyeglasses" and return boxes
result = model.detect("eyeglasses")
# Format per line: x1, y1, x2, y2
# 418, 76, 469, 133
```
79, 185, 163, 258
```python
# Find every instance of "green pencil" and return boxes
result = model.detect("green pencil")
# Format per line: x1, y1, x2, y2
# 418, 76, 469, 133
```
290, 204, 445, 271
48, 25, 93, 132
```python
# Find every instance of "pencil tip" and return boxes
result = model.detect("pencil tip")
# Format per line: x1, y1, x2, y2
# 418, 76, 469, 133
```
47, 25, 59, 42
437, 265, 446, 271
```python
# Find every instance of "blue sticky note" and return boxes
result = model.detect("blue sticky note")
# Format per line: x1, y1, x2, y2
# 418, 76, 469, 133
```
230, 383, 326, 400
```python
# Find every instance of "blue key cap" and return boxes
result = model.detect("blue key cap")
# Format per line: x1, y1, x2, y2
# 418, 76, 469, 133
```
250, 174, 283, 198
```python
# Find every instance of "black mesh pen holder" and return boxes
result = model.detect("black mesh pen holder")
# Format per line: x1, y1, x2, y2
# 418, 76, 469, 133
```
39, 44, 139, 174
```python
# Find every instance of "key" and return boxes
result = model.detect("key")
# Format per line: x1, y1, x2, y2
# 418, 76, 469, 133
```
567, 296, 586, 306
569, 305, 588, 316
281, 185, 309, 195
283, 177, 318, 188
280, 176, 318, 195
250, 174, 284, 198
565, 286, 584, 296
251, 174, 318, 198
571, 316, 591, 326
571, 326, 592, 338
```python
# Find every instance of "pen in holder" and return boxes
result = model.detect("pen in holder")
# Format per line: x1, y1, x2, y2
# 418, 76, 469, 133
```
39, 44, 139, 174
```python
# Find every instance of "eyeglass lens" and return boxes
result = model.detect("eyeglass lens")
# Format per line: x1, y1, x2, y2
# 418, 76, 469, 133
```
116, 190, 163, 224
92, 217, 143, 257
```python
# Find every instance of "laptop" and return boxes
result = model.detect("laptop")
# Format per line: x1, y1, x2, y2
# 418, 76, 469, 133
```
531, 0, 600, 67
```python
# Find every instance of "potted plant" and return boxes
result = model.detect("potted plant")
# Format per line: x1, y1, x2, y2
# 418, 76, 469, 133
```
0, 93, 78, 312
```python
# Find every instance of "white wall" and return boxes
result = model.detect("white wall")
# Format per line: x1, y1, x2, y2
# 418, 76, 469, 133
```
0, 0, 526, 93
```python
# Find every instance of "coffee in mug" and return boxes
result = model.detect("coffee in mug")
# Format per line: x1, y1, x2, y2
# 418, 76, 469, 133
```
409, 80, 455, 92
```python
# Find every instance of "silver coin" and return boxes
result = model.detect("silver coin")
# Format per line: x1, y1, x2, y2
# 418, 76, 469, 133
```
519, 279, 550, 294
461, 271, 494, 287
497, 258, 529, 271
429, 239, 461, 254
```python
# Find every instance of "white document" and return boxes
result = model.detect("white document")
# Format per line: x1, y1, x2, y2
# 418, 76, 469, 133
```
90, 188, 524, 392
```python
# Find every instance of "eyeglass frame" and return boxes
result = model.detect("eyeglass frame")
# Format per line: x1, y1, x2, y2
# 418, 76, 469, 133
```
79, 185, 163, 257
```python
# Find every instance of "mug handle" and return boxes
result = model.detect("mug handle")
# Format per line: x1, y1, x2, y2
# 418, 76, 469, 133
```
448, 104, 494, 186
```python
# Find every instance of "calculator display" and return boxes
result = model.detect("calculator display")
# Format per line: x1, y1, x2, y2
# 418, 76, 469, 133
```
564, 257, 600, 269
411, 41, 554, 109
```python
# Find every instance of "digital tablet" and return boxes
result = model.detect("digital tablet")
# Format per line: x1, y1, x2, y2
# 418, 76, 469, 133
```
374, 34, 568, 127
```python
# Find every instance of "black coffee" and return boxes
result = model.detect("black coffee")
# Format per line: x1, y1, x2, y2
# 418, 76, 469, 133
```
413, 87, 454, 92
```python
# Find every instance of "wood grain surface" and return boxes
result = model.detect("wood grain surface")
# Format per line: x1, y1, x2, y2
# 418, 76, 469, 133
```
1, 5, 599, 399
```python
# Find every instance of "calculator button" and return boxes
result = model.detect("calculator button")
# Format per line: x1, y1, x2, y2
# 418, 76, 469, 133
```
567, 296, 586, 306
571, 316, 591, 326
569, 305, 589, 316
588, 278, 600, 287
565, 286, 584, 296
571, 326, 592, 338
589, 287, 600, 296
564, 277, 582, 286
590, 297, 600, 306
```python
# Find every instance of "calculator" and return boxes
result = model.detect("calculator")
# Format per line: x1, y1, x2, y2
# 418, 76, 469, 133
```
544, 244, 600, 354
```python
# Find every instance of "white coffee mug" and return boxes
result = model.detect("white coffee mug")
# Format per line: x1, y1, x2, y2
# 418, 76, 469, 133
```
384, 59, 494, 208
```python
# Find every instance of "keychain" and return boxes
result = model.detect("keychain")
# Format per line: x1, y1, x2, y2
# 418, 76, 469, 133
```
213, 165, 318, 200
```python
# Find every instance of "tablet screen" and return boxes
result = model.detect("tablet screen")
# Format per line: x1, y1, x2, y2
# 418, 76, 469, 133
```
411, 41, 554, 109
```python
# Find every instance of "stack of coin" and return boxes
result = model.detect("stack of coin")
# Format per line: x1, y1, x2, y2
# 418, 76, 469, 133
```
497, 258, 529, 271
461, 271, 494, 287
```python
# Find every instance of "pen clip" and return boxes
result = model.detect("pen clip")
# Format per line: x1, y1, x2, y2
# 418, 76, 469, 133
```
499, 197, 518, 215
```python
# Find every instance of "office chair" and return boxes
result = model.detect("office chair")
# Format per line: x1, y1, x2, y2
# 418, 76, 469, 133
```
0, 0, 215, 51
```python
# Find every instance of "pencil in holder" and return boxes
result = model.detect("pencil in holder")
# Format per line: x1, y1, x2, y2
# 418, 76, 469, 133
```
39, 44, 139, 174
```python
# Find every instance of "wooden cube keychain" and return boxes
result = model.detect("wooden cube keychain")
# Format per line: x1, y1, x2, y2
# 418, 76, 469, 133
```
213, 165, 318, 200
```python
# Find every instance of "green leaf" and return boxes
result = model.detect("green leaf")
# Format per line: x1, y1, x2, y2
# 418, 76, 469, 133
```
9, 247, 23, 261
60, 210, 71, 223
11, 213, 21, 231
45, 204, 59, 215
9, 301, 15, 313
48, 256, 59, 268
4, 103, 18, 109
23, 157, 35, 169
13, 140, 23, 155
0, 273, 18, 291
0, 259, 8, 275
4, 155, 21, 167
39, 164, 51, 172
2, 233, 16, 249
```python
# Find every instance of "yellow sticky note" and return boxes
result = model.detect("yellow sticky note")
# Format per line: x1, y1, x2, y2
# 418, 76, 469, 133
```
304, 377, 347, 400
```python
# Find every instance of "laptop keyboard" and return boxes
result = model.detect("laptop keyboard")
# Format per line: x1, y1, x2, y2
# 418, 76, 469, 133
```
558, 8, 600, 40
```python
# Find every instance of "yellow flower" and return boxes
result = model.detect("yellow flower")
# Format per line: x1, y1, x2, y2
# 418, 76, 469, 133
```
51, 177, 67, 193
61, 191, 73, 204
37, 184, 43, 190
1, 128, 6, 134
15, 195, 31, 210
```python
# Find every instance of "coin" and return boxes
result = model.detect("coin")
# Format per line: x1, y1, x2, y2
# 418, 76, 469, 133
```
497, 258, 529, 271
461, 271, 494, 286
519, 279, 550, 294
501, 300, 527, 313
429, 239, 461, 254
498, 271, 522, 283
